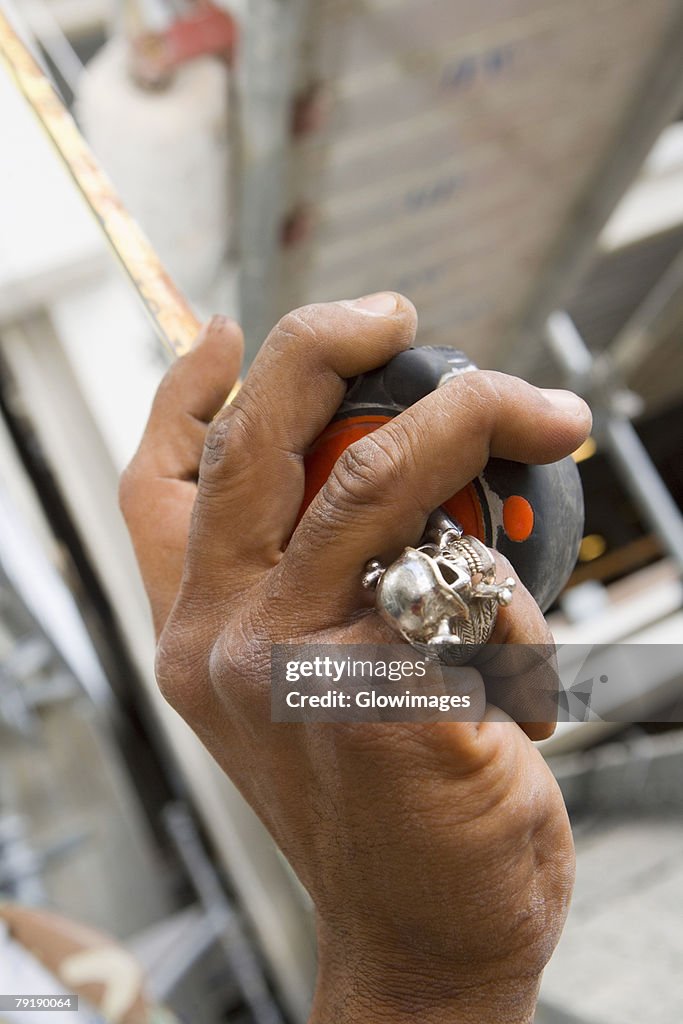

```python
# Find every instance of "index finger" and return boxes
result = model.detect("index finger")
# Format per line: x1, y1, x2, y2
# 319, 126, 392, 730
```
281, 371, 591, 615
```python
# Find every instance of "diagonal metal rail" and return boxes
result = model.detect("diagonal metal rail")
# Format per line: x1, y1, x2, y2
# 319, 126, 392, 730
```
0, 7, 199, 358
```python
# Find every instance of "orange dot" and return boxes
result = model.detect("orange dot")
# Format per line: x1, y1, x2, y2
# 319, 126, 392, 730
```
503, 495, 534, 542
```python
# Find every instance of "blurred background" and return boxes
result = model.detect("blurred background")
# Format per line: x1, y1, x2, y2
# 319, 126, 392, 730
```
1, 1, 683, 1022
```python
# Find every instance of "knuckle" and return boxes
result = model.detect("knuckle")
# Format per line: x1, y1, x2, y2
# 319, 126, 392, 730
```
118, 464, 140, 520
200, 406, 250, 479
327, 435, 388, 507
203, 604, 273, 720
440, 369, 502, 430
313, 429, 413, 529
154, 637, 188, 711
272, 307, 321, 351
154, 614, 209, 718
209, 623, 267, 692
202, 412, 232, 466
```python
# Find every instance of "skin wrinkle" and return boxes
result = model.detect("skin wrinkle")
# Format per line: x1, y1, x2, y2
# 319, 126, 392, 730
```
284, 363, 591, 599
441, 370, 501, 432
183, 401, 224, 430
201, 408, 243, 468
118, 300, 587, 1024
314, 916, 542, 1023
278, 309, 323, 344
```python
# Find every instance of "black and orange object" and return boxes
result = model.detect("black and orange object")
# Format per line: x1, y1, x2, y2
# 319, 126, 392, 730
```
302, 347, 584, 611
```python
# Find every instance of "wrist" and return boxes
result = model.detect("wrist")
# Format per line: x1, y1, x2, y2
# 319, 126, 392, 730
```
310, 920, 540, 1024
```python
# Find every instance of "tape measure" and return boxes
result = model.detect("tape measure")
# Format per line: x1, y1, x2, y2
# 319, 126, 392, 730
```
302, 346, 584, 611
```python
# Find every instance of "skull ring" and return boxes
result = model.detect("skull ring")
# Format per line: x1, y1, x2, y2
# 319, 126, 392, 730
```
362, 509, 515, 665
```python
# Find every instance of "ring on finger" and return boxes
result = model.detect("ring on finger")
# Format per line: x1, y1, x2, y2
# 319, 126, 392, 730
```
362, 509, 515, 665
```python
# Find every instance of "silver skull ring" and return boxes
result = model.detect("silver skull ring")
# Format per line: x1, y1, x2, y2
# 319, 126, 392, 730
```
362, 509, 515, 665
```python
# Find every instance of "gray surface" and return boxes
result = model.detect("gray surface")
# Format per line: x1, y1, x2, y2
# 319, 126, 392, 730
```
2, 698, 174, 938
538, 733, 683, 1024
540, 815, 683, 1024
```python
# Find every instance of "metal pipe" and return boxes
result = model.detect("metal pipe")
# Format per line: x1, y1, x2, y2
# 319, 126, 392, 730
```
511, 1, 683, 382
236, 0, 309, 361
164, 802, 285, 1024
545, 310, 595, 387
21, 0, 85, 97
0, 8, 199, 358
545, 311, 683, 575
604, 247, 683, 378
597, 413, 683, 575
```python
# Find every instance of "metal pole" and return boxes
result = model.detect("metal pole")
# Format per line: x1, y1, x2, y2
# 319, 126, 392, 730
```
0, 8, 199, 358
597, 414, 683, 575
235, 0, 310, 362
545, 310, 594, 388
545, 312, 683, 575
603, 247, 683, 378
510, 2, 683, 382
164, 802, 286, 1024
21, 0, 85, 97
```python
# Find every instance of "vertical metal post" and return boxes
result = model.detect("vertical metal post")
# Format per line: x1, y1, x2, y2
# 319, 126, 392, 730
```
545, 311, 683, 575
235, 0, 310, 362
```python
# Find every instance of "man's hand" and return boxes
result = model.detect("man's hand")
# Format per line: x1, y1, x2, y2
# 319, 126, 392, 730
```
120, 293, 591, 1024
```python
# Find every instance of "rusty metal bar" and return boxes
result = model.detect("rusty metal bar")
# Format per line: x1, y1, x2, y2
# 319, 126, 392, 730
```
0, 9, 200, 358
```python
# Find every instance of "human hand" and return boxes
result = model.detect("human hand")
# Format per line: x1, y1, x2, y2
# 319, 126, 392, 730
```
120, 293, 591, 1023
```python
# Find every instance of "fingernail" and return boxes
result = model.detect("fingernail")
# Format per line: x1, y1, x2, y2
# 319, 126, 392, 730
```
540, 388, 589, 416
193, 315, 230, 348
339, 292, 398, 316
